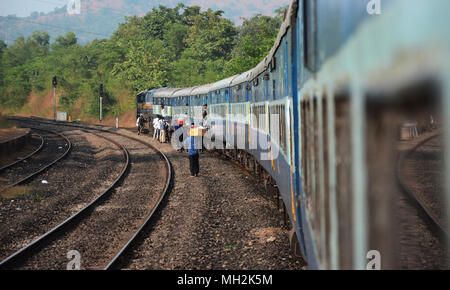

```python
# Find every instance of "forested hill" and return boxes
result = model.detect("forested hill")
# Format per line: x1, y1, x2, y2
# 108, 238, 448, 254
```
0, 3, 286, 123
0, 0, 180, 45
0, 0, 288, 45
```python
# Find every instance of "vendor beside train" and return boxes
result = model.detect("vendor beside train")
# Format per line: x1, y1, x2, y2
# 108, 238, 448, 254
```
137, 102, 210, 149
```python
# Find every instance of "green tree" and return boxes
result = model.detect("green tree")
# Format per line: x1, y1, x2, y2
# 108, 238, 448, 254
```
184, 9, 237, 61
0, 3, 284, 119
224, 13, 282, 75
54, 32, 77, 49
112, 39, 170, 91
0, 40, 7, 88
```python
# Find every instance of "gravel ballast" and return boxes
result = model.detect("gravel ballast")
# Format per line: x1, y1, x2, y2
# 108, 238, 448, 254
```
0, 124, 125, 261
119, 129, 305, 270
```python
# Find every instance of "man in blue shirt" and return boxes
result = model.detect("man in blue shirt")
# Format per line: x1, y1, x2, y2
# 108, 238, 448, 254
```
184, 123, 200, 177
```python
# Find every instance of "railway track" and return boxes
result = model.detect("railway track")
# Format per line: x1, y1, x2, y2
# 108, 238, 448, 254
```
397, 133, 448, 238
0, 128, 71, 194
1, 117, 172, 270
0, 133, 44, 172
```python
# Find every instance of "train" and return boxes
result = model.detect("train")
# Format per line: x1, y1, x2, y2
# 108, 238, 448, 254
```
136, 0, 450, 269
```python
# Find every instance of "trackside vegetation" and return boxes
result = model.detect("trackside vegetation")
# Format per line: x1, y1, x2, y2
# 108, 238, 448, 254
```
0, 4, 286, 119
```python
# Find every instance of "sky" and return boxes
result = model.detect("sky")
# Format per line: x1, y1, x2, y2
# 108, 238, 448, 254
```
0, 0, 66, 17
0, 0, 291, 22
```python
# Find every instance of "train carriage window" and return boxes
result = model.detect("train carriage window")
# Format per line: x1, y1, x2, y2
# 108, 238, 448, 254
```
254, 75, 265, 103
234, 85, 245, 103
270, 104, 287, 154
284, 40, 290, 97
252, 104, 267, 132
231, 103, 247, 123
273, 80, 276, 100
276, 43, 286, 98
303, 0, 317, 72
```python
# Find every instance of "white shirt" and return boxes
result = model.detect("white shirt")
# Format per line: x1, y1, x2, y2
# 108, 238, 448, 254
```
153, 118, 159, 129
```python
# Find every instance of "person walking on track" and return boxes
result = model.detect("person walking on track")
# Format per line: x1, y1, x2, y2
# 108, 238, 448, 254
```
184, 123, 200, 177
137, 114, 145, 135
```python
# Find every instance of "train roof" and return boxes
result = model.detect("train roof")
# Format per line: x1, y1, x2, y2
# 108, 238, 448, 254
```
146, 87, 169, 98
228, 2, 295, 87
150, 1, 297, 97
153, 87, 183, 98
136, 90, 148, 97
171, 86, 198, 98
268, 0, 296, 63
229, 58, 268, 87
253, 59, 268, 79
229, 70, 253, 87
210, 75, 239, 92
191, 83, 213, 95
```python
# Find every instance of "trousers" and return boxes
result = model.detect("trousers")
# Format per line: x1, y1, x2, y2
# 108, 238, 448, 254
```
189, 154, 199, 176
160, 130, 166, 143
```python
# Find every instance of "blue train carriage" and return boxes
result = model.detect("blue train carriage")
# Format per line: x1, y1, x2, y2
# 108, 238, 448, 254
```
228, 68, 253, 144
217, 0, 315, 270
143, 0, 450, 270
170, 93, 184, 121
292, 0, 450, 270
248, 5, 307, 267
144, 88, 169, 117
153, 88, 181, 117
227, 61, 269, 162
292, 0, 377, 270
208, 75, 239, 144
171, 87, 197, 123
190, 84, 212, 126
266, 0, 377, 270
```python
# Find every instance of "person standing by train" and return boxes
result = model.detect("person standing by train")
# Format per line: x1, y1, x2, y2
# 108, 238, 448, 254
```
153, 115, 160, 140
184, 123, 200, 177
175, 119, 184, 152
159, 117, 167, 143
201, 110, 208, 152
136, 114, 145, 136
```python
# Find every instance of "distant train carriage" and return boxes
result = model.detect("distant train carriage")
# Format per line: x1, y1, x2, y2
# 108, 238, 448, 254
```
208, 75, 238, 144
190, 84, 211, 126
136, 90, 147, 119
153, 88, 180, 118
170, 87, 193, 122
